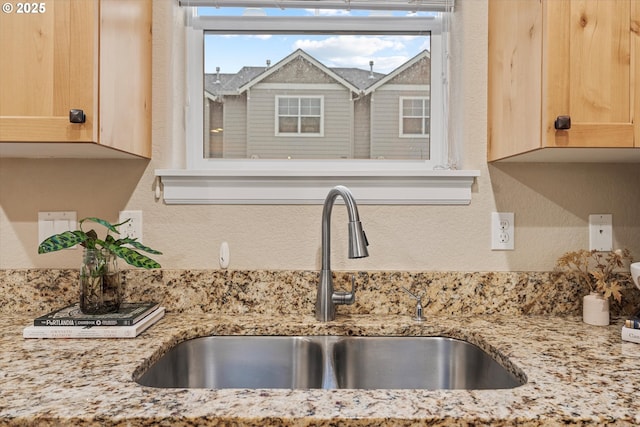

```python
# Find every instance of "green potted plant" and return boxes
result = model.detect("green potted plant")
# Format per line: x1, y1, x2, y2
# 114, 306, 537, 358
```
38, 217, 162, 314
556, 248, 633, 326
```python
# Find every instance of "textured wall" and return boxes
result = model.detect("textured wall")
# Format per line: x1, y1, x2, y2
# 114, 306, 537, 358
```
0, 1, 638, 272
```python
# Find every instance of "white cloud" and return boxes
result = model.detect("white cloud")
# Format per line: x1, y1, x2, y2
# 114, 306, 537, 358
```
294, 35, 405, 57
293, 35, 418, 72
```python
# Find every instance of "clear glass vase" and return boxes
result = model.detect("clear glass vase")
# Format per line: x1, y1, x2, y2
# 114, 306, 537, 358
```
80, 248, 122, 314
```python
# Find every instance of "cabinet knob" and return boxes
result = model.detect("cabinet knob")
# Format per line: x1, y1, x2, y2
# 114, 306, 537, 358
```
554, 115, 571, 130
69, 109, 86, 124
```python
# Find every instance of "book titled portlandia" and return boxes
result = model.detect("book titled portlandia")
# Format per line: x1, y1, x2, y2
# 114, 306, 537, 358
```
34, 301, 159, 327
23, 306, 165, 339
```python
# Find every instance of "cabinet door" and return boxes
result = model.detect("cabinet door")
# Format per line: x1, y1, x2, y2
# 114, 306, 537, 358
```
487, 0, 544, 161
544, 0, 635, 148
0, 0, 97, 142
98, 0, 152, 158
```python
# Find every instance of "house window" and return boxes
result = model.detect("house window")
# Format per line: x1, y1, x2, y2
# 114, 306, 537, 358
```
157, 0, 480, 204
277, 96, 323, 136
401, 97, 430, 136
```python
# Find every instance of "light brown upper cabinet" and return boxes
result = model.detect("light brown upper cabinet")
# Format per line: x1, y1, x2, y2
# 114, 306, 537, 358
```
0, 0, 152, 159
488, 0, 640, 162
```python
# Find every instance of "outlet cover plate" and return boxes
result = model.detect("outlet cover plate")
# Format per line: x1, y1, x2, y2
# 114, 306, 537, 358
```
118, 210, 143, 241
491, 212, 514, 251
589, 214, 612, 251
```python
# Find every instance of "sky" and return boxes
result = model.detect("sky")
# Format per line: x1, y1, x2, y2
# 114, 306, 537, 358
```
200, 7, 432, 75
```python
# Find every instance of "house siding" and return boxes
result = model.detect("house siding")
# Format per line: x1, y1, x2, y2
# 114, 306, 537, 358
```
353, 94, 371, 159
222, 95, 248, 158
370, 88, 430, 160
369, 55, 431, 160
262, 56, 337, 85
205, 98, 224, 157
247, 86, 352, 159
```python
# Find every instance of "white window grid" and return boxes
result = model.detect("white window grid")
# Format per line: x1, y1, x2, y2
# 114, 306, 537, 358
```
276, 96, 324, 136
400, 96, 430, 137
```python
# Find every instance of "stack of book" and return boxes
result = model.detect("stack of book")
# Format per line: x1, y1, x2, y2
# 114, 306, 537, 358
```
23, 302, 164, 339
621, 308, 640, 344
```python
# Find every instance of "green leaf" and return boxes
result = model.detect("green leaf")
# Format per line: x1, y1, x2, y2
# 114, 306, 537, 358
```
81, 229, 99, 249
112, 218, 131, 228
80, 217, 120, 234
114, 237, 163, 255
39, 216, 162, 268
38, 231, 88, 253
107, 244, 161, 269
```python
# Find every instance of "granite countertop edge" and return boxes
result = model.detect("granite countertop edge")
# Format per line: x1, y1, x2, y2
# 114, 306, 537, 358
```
1, 313, 639, 426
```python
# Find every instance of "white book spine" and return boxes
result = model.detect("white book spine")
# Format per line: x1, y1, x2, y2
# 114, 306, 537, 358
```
621, 326, 640, 344
23, 307, 165, 339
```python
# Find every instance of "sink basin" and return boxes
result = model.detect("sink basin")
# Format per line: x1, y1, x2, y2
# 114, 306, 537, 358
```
332, 336, 522, 390
136, 336, 324, 389
136, 335, 524, 390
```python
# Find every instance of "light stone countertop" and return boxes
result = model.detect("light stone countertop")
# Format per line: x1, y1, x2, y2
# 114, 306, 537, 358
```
1, 312, 639, 426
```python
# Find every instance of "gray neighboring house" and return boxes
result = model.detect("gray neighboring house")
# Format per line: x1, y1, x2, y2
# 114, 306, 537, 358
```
204, 49, 430, 160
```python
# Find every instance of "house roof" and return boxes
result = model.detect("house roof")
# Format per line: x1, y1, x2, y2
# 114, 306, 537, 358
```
236, 49, 361, 93
363, 49, 430, 94
331, 68, 386, 90
204, 66, 265, 96
204, 48, 429, 96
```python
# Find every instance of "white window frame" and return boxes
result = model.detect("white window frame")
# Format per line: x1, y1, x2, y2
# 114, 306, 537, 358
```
400, 96, 430, 138
156, 11, 479, 204
275, 95, 324, 137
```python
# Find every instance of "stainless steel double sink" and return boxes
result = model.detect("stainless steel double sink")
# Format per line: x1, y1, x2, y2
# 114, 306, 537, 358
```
136, 336, 525, 390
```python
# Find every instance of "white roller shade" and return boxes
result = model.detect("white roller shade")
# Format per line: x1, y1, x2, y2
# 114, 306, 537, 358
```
179, 0, 454, 12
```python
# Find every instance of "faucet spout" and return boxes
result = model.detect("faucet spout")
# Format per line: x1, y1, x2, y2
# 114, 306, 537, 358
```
316, 185, 369, 322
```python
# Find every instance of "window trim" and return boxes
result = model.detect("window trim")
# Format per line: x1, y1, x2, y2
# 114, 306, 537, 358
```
155, 168, 479, 205
156, 12, 480, 205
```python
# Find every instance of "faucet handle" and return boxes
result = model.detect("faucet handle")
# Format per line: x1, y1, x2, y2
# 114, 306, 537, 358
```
332, 274, 356, 306
401, 287, 424, 322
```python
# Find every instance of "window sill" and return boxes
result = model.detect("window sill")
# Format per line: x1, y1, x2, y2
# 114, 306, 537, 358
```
155, 169, 480, 204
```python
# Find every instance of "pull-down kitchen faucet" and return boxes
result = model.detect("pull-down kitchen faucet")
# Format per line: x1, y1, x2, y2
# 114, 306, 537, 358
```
315, 185, 369, 322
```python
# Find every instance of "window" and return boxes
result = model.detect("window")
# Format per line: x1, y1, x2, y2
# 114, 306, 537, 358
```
276, 96, 323, 136
156, 0, 479, 204
400, 97, 430, 136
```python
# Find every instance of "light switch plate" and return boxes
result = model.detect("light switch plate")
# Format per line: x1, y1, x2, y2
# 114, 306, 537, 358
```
38, 211, 77, 248
589, 214, 612, 251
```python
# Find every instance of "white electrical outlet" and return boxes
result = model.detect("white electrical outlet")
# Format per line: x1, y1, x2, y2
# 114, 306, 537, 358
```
491, 212, 514, 250
589, 214, 612, 251
118, 210, 143, 241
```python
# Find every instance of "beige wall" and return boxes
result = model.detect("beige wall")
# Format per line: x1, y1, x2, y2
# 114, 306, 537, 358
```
1, 1, 639, 272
